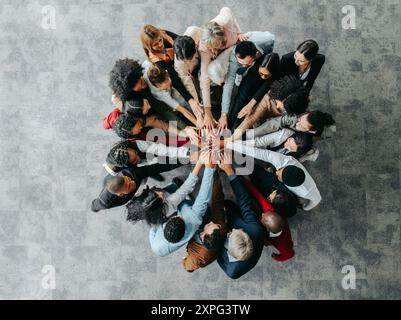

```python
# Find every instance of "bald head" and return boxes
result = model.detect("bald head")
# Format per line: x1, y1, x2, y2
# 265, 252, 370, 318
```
261, 211, 284, 234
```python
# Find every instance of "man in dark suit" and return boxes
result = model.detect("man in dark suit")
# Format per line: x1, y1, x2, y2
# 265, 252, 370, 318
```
217, 155, 265, 279
91, 163, 181, 212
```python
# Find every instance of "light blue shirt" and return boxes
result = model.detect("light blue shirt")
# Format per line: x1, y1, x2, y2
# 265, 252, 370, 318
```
149, 167, 216, 257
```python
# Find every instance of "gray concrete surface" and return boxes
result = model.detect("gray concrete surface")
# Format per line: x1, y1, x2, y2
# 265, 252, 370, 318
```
0, 0, 400, 299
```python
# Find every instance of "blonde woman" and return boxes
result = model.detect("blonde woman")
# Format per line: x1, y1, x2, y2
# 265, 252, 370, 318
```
198, 7, 247, 129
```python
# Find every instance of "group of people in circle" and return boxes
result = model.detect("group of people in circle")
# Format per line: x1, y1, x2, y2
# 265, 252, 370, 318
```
91, 7, 335, 279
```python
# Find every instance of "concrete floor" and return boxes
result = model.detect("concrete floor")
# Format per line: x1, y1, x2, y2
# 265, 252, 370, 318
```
0, 0, 400, 299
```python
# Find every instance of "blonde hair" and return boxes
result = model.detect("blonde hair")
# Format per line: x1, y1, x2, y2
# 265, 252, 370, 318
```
228, 229, 253, 261
140, 24, 167, 58
201, 21, 226, 49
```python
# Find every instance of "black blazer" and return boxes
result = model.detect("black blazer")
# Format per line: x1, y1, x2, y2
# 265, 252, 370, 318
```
280, 51, 325, 91
217, 177, 265, 279
91, 163, 180, 212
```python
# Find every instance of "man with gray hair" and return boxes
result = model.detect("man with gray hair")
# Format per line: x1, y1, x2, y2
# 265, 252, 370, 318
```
217, 153, 265, 279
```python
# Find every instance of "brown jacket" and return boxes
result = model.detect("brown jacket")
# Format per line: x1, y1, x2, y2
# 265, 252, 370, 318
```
182, 174, 226, 272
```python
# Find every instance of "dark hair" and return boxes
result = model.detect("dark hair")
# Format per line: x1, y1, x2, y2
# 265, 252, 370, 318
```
174, 35, 196, 61
112, 113, 141, 139
164, 216, 185, 243
282, 165, 305, 187
297, 39, 319, 61
109, 58, 143, 102
271, 190, 298, 218
106, 176, 126, 195
288, 132, 313, 158
106, 140, 143, 168
260, 52, 280, 75
235, 41, 258, 59
203, 228, 225, 251
147, 65, 169, 87
270, 75, 309, 114
126, 186, 166, 226
123, 99, 143, 117
307, 111, 335, 136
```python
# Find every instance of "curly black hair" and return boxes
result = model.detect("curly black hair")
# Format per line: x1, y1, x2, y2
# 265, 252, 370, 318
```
109, 58, 143, 101
106, 140, 143, 168
112, 113, 140, 139
126, 186, 166, 226
270, 75, 309, 115
164, 216, 185, 243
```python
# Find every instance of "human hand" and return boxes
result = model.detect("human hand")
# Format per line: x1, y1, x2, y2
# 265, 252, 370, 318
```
218, 150, 234, 174
142, 99, 151, 115
188, 99, 204, 118
184, 126, 201, 146
203, 112, 218, 130
237, 33, 249, 42
237, 102, 253, 119
218, 113, 228, 130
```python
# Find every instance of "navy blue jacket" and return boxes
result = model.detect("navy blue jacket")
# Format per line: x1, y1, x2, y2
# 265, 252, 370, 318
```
217, 176, 265, 279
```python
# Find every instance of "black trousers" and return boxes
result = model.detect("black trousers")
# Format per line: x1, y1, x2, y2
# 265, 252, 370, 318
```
228, 74, 265, 130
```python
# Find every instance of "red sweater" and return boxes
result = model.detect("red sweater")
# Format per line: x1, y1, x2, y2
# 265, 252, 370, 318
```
241, 177, 295, 262
102, 108, 189, 147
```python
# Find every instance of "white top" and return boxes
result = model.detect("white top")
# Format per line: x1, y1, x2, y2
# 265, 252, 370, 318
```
299, 65, 311, 81
244, 128, 294, 150
103, 140, 190, 174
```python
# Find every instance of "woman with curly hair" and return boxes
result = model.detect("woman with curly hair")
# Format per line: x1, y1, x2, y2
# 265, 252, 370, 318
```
106, 58, 194, 130
140, 25, 203, 124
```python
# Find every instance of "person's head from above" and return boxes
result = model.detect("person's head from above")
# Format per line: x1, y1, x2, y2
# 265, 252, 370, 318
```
200, 221, 225, 251
122, 99, 145, 117
228, 228, 253, 261
269, 189, 298, 218
258, 52, 280, 80
106, 140, 144, 169
106, 175, 137, 196
295, 111, 335, 136
113, 113, 145, 139
147, 65, 172, 90
164, 215, 186, 243
109, 58, 146, 102
235, 41, 258, 67
269, 75, 309, 115
126, 185, 167, 226
261, 211, 285, 234
276, 165, 306, 187
294, 39, 319, 66
202, 21, 227, 55
174, 35, 196, 64
284, 132, 313, 158
140, 24, 166, 54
